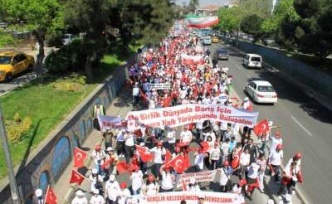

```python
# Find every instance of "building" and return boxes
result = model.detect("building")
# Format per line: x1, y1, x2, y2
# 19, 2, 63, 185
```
195, 5, 221, 16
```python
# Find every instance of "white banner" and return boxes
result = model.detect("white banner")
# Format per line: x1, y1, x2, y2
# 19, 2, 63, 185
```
126, 191, 240, 204
125, 104, 259, 130
176, 170, 217, 189
149, 83, 171, 90
98, 115, 123, 131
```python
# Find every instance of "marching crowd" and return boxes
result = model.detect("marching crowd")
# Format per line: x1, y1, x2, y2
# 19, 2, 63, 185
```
69, 28, 303, 204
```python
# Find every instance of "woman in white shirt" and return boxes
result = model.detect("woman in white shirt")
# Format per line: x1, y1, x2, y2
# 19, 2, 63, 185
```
142, 175, 159, 196
166, 127, 176, 153
124, 131, 135, 164
117, 183, 131, 204
130, 166, 144, 195
159, 166, 174, 192
150, 142, 166, 179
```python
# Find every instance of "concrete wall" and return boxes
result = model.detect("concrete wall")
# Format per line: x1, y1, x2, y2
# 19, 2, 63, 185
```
234, 40, 332, 97
0, 55, 135, 203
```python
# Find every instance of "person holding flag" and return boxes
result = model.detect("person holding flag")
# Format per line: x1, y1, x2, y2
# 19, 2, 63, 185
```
141, 174, 159, 196
159, 166, 174, 192
130, 165, 144, 195
150, 141, 166, 179
285, 152, 303, 193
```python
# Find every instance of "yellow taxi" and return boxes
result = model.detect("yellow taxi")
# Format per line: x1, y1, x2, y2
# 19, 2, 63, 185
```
0, 51, 35, 82
212, 36, 219, 43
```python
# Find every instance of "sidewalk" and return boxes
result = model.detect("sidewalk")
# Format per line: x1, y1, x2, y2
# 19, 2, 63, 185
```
53, 87, 133, 204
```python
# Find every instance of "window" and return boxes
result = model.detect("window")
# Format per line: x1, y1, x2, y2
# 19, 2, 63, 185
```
257, 85, 274, 92
251, 57, 261, 62
0, 56, 11, 64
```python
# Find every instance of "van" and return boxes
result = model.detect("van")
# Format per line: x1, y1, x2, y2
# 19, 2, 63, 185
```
243, 54, 263, 68
202, 36, 212, 45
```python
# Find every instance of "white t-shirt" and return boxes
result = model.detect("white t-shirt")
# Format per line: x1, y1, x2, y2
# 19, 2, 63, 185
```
117, 189, 131, 204
270, 137, 283, 151
125, 133, 135, 146
146, 183, 159, 195
105, 180, 120, 201
210, 147, 221, 161
161, 171, 174, 190
166, 130, 176, 143
180, 130, 192, 143
221, 142, 230, 156
133, 87, 140, 96
246, 162, 260, 179
203, 132, 216, 143
131, 170, 144, 191
240, 152, 250, 166
89, 195, 105, 204
269, 150, 283, 166
194, 153, 205, 170
150, 147, 166, 164
72, 197, 88, 204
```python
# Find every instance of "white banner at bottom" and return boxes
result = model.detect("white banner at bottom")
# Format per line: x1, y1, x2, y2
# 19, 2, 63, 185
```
126, 191, 240, 204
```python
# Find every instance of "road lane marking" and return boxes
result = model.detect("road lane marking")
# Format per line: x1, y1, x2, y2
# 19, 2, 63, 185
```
291, 116, 313, 136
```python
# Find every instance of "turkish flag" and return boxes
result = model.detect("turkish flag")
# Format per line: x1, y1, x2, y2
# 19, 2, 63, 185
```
135, 145, 154, 163
200, 141, 210, 153
231, 152, 241, 169
73, 147, 87, 168
45, 185, 57, 204
69, 169, 85, 185
165, 154, 190, 173
253, 119, 270, 136
116, 161, 131, 174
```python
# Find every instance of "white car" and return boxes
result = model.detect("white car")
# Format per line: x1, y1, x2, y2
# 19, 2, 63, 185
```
202, 36, 212, 45
243, 53, 263, 68
245, 80, 277, 104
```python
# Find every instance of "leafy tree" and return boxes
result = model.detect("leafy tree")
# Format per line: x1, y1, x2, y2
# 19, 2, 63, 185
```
64, 0, 114, 81
2, 0, 64, 79
189, 0, 199, 12
240, 14, 264, 42
217, 7, 241, 35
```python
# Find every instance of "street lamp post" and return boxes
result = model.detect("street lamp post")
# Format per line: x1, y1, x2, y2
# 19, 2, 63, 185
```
0, 104, 22, 204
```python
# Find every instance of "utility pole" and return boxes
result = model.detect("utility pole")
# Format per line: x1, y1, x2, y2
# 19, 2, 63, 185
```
0, 104, 21, 204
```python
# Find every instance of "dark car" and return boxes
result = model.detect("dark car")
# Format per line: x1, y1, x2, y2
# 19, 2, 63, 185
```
214, 49, 229, 60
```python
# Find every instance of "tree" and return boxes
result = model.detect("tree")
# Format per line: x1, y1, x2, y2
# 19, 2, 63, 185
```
2, 0, 64, 80
217, 7, 242, 35
240, 14, 264, 42
188, 0, 199, 13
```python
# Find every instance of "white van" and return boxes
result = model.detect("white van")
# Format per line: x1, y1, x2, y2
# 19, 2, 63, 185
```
202, 36, 212, 45
243, 54, 263, 68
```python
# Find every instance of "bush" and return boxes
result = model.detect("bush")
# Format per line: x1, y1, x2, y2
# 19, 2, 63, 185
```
0, 32, 17, 47
6, 116, 32, 142
44, 38, 86, 73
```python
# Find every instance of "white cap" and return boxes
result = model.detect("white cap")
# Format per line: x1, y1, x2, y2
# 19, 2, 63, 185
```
267, 199, 274, 204
93, 189, 99, 194
244, 97, 249, 101
106, 147, 113, 151
109, 174, 115, 181
35, 189, 43, 197
76, 190, 84, 196
92, 168, 98, 174
189, 178, 196, 184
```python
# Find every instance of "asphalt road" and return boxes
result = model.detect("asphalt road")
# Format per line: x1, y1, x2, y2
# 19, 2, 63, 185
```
208, 42, 332, 204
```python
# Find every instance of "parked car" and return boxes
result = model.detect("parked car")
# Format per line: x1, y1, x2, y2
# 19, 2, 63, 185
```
0, 51, 35, 82
212, 36, 219, 43
202, 36, 212, 45
245, 79, 277, 104
214, 49, 229, 60
243, 53, 263, 68
62, 33, 74, 45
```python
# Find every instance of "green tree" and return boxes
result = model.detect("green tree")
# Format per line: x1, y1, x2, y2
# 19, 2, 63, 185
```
64, 0, 114, 81
240, 14, 264, 42
188, 0, 199, 13
2, 0, 64, 79
217, 7, 241, 35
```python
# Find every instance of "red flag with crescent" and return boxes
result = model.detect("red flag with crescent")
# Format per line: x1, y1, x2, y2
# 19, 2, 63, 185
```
165, 154, 190, 173
73, 147, 87, 168
253, 119, 270, 136
45, 185, 57, 204
135, 145, 154, 163
69, 169, 85, 185
116, 161, 132, 173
